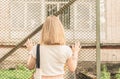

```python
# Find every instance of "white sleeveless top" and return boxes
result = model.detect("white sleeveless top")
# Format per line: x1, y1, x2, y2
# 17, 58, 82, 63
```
29, 45, 72, 76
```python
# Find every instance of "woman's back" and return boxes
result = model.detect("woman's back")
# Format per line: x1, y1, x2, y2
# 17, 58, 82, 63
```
30, 45, 72, 76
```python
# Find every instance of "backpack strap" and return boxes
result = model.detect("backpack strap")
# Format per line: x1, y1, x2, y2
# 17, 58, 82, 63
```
36, 44, 40, 68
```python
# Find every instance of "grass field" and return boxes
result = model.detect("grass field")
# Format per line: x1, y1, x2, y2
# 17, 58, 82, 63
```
0, 65, 34, 79
1, 65, 120, 79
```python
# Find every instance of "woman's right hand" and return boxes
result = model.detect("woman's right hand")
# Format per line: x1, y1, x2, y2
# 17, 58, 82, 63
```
25, 39, 34, 51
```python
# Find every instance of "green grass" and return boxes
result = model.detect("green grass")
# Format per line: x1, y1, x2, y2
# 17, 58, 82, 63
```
115, 68, 120, 79
0, 65, 34, 79
2, 64, 120, 79
101, 65, 110, 79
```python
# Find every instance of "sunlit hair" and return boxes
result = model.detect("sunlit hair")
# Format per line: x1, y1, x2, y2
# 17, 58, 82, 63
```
40, 15, 66, 45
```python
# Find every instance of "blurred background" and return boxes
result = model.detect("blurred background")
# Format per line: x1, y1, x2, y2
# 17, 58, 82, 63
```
0, 0, 120, 79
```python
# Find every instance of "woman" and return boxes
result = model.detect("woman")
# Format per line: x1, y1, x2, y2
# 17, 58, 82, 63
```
26, 15, 80, 79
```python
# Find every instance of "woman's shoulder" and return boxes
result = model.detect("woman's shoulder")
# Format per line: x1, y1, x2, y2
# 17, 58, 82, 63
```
37, 44, 71, 50
61, 45, 72, 50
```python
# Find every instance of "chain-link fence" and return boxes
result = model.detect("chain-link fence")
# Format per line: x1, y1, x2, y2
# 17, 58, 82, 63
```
0, 0, 98, 79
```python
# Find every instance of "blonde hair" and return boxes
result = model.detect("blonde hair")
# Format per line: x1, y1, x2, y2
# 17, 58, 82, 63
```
40, 15, 66, 45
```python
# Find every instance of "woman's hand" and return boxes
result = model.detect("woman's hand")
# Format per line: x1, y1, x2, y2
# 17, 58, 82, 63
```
25, 39, 34, 51
67, 41, 81, 72
71, 41, 81, 53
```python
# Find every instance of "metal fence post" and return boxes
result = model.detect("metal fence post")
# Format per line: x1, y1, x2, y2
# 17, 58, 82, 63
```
96, 0, 101, 79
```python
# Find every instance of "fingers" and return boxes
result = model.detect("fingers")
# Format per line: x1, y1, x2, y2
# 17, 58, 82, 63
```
25, 39, 31, 47
28, 39, 32, 44
71, 41, 81, 53
25, 39, 34, 51
71, 42, 80, 48
75, 41, 80, 47
26, 39, 33, 44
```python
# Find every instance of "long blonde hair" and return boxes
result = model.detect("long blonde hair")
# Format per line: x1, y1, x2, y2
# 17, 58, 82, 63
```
40, 15, 66, 45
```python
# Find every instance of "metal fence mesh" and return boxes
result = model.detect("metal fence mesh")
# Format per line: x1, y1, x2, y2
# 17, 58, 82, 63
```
0, 0, 97, 79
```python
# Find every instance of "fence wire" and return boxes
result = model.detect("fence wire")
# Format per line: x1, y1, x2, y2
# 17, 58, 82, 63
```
0, 0, 97, 79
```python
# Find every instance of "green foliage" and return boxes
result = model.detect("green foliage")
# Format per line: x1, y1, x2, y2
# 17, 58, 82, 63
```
0, 65, 34, 79
101, 65, 110, 79
17, 65, 29, 71
115, 68, 120, 79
